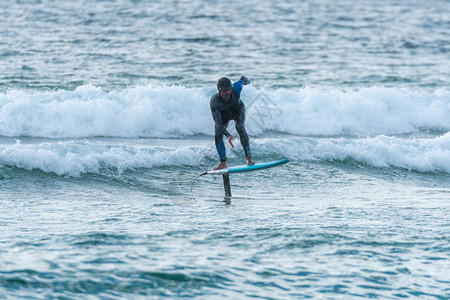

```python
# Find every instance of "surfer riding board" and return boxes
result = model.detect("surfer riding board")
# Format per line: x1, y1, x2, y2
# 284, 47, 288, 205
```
205, 76, 289, 197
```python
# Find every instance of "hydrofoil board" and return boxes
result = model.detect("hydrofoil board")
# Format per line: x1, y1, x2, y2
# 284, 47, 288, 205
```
201, 159, 289, 176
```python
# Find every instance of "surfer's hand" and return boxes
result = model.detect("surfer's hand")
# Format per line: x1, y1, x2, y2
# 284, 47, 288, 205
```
239, 76, 250, 85
228, 135, 234, 148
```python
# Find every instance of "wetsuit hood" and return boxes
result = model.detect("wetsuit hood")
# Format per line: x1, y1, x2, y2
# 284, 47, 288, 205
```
217, 77, 232, 91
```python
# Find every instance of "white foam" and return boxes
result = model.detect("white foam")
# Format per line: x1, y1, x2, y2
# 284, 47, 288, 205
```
0, 139, 217, 176
0, 85, 449, 138
1, 133, 449, 176
255, 132, 450, 173
0, 85, 213, 138
246, 86, 450, 136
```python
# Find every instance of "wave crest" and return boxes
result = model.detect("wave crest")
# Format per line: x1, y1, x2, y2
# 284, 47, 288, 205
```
0, 85, 449, 138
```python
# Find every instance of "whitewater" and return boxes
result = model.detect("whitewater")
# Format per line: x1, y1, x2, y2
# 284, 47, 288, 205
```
1, 85, 449, 177
1, 85, 449, 138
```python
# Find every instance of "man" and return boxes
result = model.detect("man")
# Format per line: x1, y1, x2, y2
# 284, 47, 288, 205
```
210, 76, 255, 170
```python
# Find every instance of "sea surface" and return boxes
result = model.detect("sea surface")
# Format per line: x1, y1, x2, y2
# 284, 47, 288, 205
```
1, 0, 450, 299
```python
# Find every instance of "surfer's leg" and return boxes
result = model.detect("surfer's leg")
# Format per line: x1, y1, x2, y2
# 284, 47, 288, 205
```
234, 105, 252, 158
214, 121, 229, 162
214, 121, 229, 170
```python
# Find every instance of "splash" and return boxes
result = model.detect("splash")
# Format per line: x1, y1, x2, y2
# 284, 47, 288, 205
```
0, 85, 449, 138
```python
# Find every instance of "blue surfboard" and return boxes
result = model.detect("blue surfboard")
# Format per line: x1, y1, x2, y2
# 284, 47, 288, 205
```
201, 159, 289, 176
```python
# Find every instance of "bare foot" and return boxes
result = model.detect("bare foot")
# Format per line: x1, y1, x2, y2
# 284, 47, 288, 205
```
213, 161, 228, 170
246, 156, 255, 166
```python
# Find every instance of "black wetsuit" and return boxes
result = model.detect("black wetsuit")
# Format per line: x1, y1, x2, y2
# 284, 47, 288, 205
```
210, 80, 251, 161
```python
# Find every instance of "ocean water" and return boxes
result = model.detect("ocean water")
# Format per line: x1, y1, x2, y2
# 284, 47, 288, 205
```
1, 0, 450, 299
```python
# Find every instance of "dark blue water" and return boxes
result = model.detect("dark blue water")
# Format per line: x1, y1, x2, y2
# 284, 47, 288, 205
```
1, 0, 449, 91
1, 0, 449, 299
